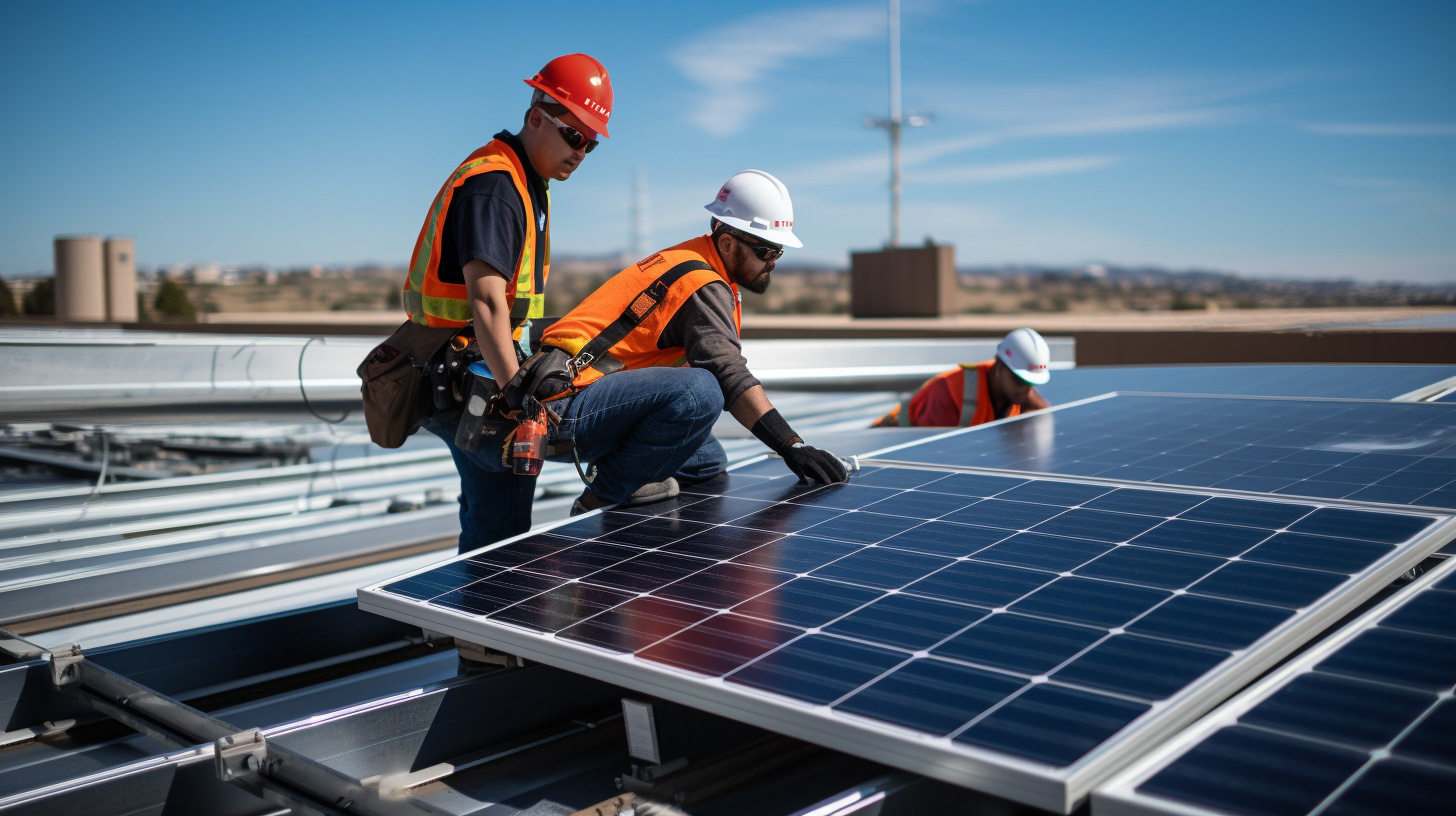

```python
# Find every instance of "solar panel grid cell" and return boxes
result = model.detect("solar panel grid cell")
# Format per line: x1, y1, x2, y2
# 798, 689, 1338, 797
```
376, 464, 1441, 787
874, 396, 1456, 510
1119, 551, 1456, 816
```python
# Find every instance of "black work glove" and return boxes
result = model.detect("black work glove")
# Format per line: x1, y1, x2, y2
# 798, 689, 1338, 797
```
501, 346, 573, 414
751, 408, 848, 485
780, 442, 849, 485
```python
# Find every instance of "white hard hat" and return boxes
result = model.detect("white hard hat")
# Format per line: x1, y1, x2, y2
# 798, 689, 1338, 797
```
997, 328, 1051, 385
704, 169, 803, 249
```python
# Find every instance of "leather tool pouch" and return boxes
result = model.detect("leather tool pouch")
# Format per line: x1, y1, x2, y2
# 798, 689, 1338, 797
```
500, 346, 574, 412
357, 320, 458, 448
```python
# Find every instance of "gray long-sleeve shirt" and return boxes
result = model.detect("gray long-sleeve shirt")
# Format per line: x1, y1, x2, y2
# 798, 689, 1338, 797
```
658, 281, 760, 408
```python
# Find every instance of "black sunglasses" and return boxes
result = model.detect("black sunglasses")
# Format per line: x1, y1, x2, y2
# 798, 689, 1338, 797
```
721, 226, 784, 263
536, 108, 598, 154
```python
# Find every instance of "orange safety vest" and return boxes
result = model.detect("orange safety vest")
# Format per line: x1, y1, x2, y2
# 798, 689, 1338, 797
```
874, 360, 1020, 428
542, 235, 740, 389
401, 140, 548, 334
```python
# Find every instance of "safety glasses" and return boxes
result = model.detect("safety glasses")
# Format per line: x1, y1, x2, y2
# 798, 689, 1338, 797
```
728, 228, 784, 263
536, 108, 598, 154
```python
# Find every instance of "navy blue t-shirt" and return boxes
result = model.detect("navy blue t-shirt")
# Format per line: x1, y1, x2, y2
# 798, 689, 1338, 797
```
436, 131, 548, 285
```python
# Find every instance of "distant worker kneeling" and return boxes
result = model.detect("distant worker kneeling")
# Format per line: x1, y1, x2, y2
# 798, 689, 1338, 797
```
874, 328, 1052, 428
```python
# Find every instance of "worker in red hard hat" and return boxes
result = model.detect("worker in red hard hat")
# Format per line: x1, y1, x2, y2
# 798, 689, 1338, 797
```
399, 53, 613, 553
873, 328, 1053, 428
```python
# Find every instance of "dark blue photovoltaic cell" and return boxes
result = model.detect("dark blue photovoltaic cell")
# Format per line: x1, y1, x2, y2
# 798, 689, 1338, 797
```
558, 596, 714, 653
654, 562, 793, 609
432, 571, 561, 616
1035, 364, 1456, 404
932, 613, 1103, 674
731, 535, 862, 572
730, 577, 881, 628
1052, 635, 1229, 701
471, 533, 579, 569
1322, 759, 1456, 816
787, 484, 903, 510
1128, 594, 1295, 650
1288, 508, 1434, 543
810, 547, 954, 589
726, 634, 906, 704
490, 583, 634, 632
801, 511, 927, 544
941, 499, 1066, 530
874, 395, 1456, 509
1138, 725, 1370, 816
1179, 497, 1315, 529
1316, 627, 1456, 691
1083, 488, 1208, 517
875, 521, 1009, 558
971, 533, 1114, 572
905, 560, 1055, 607
1243, 532, 1392, 573
1031, 509, 1164, 542
1361, 587, 1456, 638
659, 526, 783, 560
1010, 577, 1169, 628
1075, 546, 1222, 590
1128, 519, 1273, 558
954, 684, 1150, 767
835, 658, 1026, 736
1190, 561, 1347, 609
918, 472, 1027, 497
638, 613, 801, 677
1394, 698, 1456, 766
851, 466, 951, 489
823, 593, 988, 651
997, 480, 1113, 506
863, 490, 976, 519
1240, 672, 1436, 750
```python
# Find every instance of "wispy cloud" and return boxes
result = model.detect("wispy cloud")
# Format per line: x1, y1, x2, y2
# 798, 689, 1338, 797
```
1299, 122, 1456, 137
910, 155, 1120, 185
1333, 177, 1456, 213
669, 4, 885, 137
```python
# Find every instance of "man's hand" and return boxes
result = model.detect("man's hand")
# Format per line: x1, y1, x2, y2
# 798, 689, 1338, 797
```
781, 442, 848, 484
500, 346, 573, 413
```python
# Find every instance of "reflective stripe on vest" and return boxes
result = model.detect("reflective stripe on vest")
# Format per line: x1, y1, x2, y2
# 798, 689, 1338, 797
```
401, 140, 547, 330
542, 235, 740, 390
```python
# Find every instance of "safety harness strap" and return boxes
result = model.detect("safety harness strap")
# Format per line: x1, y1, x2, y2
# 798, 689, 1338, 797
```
959, 367, 979, 427
567, 260, 714, 373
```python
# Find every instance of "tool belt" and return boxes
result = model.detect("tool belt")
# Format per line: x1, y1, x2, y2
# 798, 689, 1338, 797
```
357, 320, 460, 448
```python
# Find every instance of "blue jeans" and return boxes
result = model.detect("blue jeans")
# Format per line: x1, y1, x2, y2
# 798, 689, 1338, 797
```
426, 366, 726, 554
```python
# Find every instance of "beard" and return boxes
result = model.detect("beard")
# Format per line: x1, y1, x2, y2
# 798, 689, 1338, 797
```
740, 267, 771, 294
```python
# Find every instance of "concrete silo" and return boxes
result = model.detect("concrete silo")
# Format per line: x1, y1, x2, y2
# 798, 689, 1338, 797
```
104, 237, 138, 322
53, 235, 107, 321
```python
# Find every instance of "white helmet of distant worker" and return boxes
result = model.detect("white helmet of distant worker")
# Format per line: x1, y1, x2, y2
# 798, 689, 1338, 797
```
997, 328, 1051, 385
704, 169, 803, 248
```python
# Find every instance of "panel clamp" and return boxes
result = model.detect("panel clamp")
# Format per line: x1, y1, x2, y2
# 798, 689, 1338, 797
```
215, 728, 269, 782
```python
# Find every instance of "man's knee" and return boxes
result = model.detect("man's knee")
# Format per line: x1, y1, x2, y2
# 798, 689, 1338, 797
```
677, 367, 724, 421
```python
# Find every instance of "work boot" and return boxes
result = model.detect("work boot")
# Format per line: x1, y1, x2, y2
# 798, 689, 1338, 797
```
569, 478, 680, 516
628, 477, 679, 505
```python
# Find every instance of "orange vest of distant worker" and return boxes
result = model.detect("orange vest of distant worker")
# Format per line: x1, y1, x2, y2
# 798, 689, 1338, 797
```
402, 140, 548, 333
543, 235, 740, 390
873, 361, 1019, 428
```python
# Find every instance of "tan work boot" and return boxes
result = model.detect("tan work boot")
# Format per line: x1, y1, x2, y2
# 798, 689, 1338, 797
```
569, 478, 680, 516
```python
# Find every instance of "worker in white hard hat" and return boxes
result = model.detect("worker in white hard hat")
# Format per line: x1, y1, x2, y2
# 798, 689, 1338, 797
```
508, 169, 847, 514
873, 328, 1052, 428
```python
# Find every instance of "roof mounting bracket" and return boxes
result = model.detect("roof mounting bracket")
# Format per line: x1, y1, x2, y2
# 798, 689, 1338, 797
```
49, 644, 84, 686
215, 728, 270, 783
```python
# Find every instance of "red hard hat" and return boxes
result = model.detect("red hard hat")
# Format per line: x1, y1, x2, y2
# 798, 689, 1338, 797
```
524, 54, 613, 138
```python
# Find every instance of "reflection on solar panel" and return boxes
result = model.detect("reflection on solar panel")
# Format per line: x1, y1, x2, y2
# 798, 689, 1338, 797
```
359, 461, 1449, 813
1095, 549, 1456, 816
870, 395, 1456, 510
1036, 364, 1456, 405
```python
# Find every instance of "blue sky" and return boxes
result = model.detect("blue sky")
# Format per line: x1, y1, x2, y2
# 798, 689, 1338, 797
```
2, 0, 1453, 282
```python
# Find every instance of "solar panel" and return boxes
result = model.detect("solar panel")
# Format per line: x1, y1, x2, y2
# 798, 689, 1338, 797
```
359, 462, 1450, 813
1036, 364, 1456, 405
1094, 545, 1456, 816
869, 395, 1456, 510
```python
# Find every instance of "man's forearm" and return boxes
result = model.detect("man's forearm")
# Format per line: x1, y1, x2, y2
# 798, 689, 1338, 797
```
471, 296, 519, 383
729, 385, 774, 430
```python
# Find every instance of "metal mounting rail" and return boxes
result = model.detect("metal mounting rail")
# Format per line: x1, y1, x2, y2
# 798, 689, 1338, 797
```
52, 645, 424, 816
